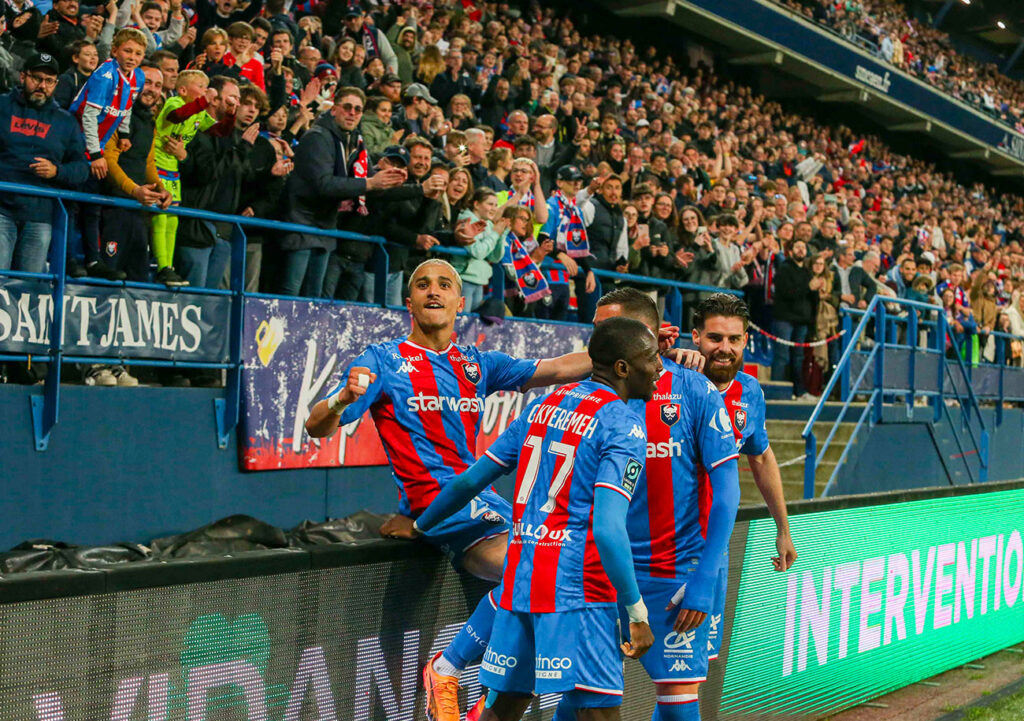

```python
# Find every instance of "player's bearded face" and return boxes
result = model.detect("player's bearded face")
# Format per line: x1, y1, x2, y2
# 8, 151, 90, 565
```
695, 316, 747, 386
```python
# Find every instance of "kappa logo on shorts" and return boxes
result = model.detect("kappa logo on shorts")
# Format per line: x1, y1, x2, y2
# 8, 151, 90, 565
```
670, 659, 692, 672
733, 409, 747, 432
621, 458, 642, 494
462, 362, 481, 384
660, 403, 680, 426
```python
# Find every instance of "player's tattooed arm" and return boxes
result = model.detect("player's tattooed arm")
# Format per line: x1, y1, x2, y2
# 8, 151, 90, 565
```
305, 366, 377, 438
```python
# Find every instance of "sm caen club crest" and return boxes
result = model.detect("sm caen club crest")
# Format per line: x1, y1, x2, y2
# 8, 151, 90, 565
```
733, 409, 747, 431
660, 403, 680, 426
462, 362, 481, 384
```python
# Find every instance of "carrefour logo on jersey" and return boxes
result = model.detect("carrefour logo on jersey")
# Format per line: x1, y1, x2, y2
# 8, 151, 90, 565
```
406, 393, 484, 413
512, 522, 572, 545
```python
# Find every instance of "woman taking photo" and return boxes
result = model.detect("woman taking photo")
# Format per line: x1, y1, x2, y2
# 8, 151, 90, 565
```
452, 189, 509, 311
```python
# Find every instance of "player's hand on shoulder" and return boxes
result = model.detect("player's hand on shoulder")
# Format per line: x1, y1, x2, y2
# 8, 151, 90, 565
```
621, 621, 654, 659
662, 347, 706, 372
336, 366, 376, 406
380, 514, 419, 540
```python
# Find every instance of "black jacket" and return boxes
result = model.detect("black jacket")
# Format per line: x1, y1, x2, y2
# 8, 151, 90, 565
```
587, 193, 625, 270
52, 66, 88, 109
833, 264, 876, 306
774, 257, 817, 325
178, 128, 255, 248
430, 68, 479, 109
37, 10, 85, 71
236, 136, 283, 244
337, 184, 435, 269
281, 114, 369, 251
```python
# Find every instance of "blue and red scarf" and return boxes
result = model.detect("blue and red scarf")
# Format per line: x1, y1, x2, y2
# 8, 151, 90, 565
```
552, 189, 590, 258
502, 232, 550, 303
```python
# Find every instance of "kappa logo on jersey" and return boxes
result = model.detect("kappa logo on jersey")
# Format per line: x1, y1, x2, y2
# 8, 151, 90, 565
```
660, 403, 680, 426
395, 360, 417, 374
663, 631, 696, 651
670, 659, 692, 673
622, 458, 642, 494
462, 362, 481, 384
705, 379, 717, 394
628, 424, 645, 439
733, 409, 747, 431
709, 406, 732, 435
470, 498, 506, 525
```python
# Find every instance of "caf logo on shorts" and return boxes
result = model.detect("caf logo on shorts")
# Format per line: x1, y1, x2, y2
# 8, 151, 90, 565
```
462, 362, 481, 384
660, 403, 680, 426
733, 409, 747, 431
663, 630, 696, 651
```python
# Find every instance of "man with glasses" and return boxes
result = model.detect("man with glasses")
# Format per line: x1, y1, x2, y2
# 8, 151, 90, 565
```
280, 85, 406, 298
0, 52, 88, 273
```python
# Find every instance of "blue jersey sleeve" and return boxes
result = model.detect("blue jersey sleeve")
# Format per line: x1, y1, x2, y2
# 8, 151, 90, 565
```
593, 405, 647, 501
697, 387, 740, 471
481, 350, 540, 393
740, 385, 770, 456
481, 400, 534, 469
327, 346, 384, 425
78, 61, 117, 110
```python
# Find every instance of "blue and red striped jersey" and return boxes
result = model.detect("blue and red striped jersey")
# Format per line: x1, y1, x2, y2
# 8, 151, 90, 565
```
332, 338, 538, 516
70, 59, 143, 151
721, 371, 769, 456
626, 358, 739, 579
484, 381, 646, 613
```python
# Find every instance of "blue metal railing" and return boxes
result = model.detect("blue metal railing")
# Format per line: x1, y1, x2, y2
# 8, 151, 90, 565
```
800, 295, 1024, 498
0, 180, 734, 450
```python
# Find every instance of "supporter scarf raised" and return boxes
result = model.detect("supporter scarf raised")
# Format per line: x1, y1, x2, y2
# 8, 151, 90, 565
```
502, 232, 551, 303
359, 24, 381, 60
336, 132, 369, 216
552, 190, 590, 258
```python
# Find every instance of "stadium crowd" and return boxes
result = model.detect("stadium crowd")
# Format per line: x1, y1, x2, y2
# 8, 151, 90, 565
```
773, 0, 1024, 133
1, 0, 1024, 391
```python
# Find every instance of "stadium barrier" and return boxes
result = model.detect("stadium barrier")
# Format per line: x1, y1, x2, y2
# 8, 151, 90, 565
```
0, 180, 736, 453
5, 479, 1024, 720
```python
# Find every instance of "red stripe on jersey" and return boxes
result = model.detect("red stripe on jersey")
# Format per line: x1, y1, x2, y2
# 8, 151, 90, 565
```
400, 341, 468, 477
567, 390, 620, 609
645, 372, 678, 578
722, 380, 745, 447
370, 398, 440, 514
501, 384, 576, 610
446, 346, 480, 464
697, 463, 712, 539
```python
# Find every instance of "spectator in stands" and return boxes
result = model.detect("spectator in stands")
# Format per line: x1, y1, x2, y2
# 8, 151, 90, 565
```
809, 253, 839, 371
280, 86, 405, 298
501, 157, 547, 226
833, 246, 875, 310
53, 39, 96, 108
0, 51, 88, 272
360, 95, 394, 157
223, 21, 264, 89
586, 173, 627, 276
339, 6, 397, 75
773, 238, 817, 401
452, 187, 506, 312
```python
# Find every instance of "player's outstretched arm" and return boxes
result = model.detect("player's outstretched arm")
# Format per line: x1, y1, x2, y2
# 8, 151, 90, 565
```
668, 458, 740, 632
305, 366, 377, 438
522, 351, 592, 390
592, 486, 653, 659
410, 456, 507, 535
748, 446, 797, 571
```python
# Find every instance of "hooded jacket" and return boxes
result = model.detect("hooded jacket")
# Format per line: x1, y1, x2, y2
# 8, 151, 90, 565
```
0, 88, 88, 222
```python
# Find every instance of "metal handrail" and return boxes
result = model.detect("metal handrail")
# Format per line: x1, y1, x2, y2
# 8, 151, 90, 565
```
802, 295, 998, 497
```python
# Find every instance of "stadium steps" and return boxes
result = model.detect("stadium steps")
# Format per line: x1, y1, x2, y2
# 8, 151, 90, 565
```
737, 419, 858, 505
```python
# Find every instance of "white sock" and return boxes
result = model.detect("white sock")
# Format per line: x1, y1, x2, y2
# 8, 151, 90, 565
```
433, 654, 463, 679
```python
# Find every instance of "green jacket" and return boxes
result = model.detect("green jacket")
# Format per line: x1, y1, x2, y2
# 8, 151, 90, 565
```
452, 210, 506, 285
360, 114, 393, 158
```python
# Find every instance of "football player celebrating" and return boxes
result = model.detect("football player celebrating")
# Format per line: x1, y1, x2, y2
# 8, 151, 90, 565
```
306, 259, 694, 721
691, 293, 797, 665
408, 316, 661, 721
549, 288, 739, 721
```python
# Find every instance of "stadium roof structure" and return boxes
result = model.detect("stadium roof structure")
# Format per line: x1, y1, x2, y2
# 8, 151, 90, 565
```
599, 0, 1024, 181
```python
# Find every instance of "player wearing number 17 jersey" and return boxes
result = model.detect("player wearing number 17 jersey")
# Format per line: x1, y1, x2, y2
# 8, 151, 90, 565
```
411, 317, 662, 721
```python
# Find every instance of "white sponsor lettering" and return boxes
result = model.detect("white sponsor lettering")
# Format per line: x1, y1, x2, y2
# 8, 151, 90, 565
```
482, 648, 518, 676
525, 402, 599, 439
512, 522, 572, 544
535, 655, 572, 679
854, 65, 892, 93
647, 439, 684, 458
407, 393, 485, 413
